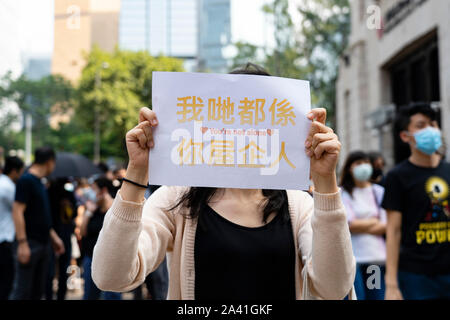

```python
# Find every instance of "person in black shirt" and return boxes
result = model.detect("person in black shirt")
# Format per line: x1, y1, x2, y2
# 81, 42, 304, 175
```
45, 178, 78, 300
9, 147, 65, 300
81, 177, 121, 300
382, 103, 450, 300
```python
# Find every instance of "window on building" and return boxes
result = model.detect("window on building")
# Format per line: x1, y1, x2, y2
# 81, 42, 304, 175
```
388, 33, 441, 163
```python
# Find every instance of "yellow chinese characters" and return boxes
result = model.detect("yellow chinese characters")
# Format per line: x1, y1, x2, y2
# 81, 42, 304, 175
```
269, 142, 296, 169
238, 98, 266, 125
269, 99, 296, 126
208, 139, 235, 166
177, 138, 203, 165
176, 96, 297, 127
238, 141, 266, 168
208, 97, 235, 124
177, 96, 204, 123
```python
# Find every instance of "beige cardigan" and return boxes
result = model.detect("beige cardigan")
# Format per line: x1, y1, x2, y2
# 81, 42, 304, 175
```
92, 186, 356, 300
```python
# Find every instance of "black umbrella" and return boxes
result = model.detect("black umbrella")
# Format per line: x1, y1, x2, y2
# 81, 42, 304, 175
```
50, 152, 103, 178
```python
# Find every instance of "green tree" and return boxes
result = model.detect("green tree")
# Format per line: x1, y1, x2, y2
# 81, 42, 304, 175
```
297, 0, 350, 125
232, 0, 307, 80
0, 72, 74, 154
230, 0, 350, 127
76, 46, 184, 160
230, 41, 262, 69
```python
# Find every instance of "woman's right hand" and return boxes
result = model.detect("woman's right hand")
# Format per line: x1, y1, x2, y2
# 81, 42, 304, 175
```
125, 107, 158, 176
120, 107, 158, 202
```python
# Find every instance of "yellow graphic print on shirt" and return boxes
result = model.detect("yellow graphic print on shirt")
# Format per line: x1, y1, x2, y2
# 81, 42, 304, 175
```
416, 176, 450, 245
425, 176, 449, 218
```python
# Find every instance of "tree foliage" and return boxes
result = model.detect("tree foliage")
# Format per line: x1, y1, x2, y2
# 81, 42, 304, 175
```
0, 48, 184, 162
0, 72, 74, 153
231, 0, 350, 127
76, 46, 184, 160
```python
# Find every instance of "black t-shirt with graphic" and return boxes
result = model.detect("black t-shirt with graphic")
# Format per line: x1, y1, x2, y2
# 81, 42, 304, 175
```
382, 159, 450, 275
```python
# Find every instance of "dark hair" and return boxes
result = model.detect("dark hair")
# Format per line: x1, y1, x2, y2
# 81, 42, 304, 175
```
170, 188, 290, 225
367, 151, 384, 166
339, 151, 370, 196
97, 162, 109, 173
394, 102, 438, 133
229, 62, 271, 76
94, 176, 115, 197
170, 64, 290, 225
34, 147, 56, 164
4, 156, 24, 175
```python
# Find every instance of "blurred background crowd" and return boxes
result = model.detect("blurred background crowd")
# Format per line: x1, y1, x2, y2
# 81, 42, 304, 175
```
1, 0, 449, 300
0, 146, 168, 300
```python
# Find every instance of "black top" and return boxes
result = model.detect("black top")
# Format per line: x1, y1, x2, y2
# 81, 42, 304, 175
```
48, 182, 77, 235
82, 208, 106, 258
195, 205, 296, 300
15, 173, 52, 244
382, 160, 450, 275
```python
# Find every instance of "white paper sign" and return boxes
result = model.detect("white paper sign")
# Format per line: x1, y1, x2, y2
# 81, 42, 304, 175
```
149, 72, 311, 190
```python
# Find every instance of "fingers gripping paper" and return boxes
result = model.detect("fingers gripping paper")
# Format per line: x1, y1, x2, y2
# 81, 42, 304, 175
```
149, 72, 311, 190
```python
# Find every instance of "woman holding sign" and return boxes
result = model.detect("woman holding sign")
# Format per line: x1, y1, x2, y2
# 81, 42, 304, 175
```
91, 65, 356, 300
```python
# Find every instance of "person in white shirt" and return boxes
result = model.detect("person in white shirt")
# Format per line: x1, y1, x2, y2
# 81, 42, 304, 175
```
340, 151, 387, 300
0, 156, 24, 299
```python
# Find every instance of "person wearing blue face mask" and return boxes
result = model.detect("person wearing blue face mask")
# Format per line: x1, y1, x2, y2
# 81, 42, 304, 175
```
382, 103, 450, 300
340, 151, 387, 300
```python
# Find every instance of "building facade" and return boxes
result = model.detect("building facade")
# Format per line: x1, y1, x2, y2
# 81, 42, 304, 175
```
52, 0, 121, 82
119, 0, 197, 58
197, 0, 231, 73
336, 0, 450, 168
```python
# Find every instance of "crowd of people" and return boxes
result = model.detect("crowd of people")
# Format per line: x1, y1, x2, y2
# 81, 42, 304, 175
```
0, 147, 168, 300
0, 97, 449, 300
340, 103, 449, 300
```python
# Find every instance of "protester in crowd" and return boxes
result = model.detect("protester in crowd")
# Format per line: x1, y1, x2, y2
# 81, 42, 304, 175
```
45, 178, 78, 300
97, 162, 114, 181
113, 167, 127, 181
382, 103, 450, 300
0, 156, 24, 300
91, 65, 355, 300
9, 147, 65, 300
81, 177, 121, 300
340, 151, 386, 300
368, 151, 386, 186
74, 178, 90, 241
112, 167, 127, 196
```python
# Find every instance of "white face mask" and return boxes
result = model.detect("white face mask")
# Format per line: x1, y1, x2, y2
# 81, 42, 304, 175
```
64, 183, 74, 192
352, 163, 373, 182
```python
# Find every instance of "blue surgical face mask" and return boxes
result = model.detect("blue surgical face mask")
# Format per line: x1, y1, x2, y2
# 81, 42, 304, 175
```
352, 163, 373, 182
412, 127, 442, 155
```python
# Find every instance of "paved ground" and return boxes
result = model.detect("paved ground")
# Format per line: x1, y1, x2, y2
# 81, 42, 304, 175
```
49, 277, 136, 300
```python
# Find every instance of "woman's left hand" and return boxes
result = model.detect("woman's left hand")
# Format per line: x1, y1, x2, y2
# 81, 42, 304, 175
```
304, 108, 341, 194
